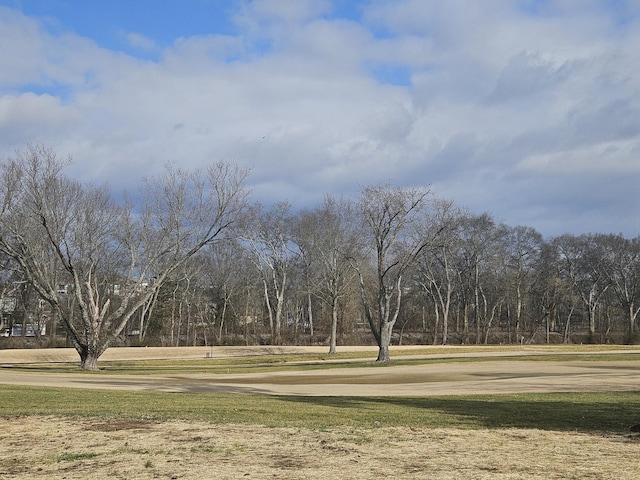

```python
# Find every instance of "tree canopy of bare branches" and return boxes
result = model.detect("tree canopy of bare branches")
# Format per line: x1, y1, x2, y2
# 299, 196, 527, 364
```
0, 144, 250, 369
2, 144, 640, 365
355, 183, 433, 362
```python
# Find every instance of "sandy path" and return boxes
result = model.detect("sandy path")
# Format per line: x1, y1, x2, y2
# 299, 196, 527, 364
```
1, 346, 639, 396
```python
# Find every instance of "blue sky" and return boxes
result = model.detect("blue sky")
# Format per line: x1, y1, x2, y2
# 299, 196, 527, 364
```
6, 1, 247, 58
1, 0, 639, 237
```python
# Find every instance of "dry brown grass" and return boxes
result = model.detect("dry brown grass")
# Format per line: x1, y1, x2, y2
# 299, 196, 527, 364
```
2, 346, 640, 478
1, 416, 639, 479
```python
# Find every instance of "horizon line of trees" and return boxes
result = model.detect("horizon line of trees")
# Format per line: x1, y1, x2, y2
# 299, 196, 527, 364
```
1, 145, 639, 368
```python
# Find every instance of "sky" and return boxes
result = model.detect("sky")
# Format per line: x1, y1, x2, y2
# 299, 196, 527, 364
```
0, 0, 639, 238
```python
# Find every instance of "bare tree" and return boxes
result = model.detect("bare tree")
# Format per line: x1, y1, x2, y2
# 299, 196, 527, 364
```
603, 235, 640, 340
245, 202, 295, 344
200, 239, 249, 344
161, 257, 210, 347
355, 183, 432, 362
553, 234, 612, 341
293, 195, 361, 353
455, 213, 507, 344
0, 253, 21, 336
503, 225, 543, 341
0, 144, 250, 369
414, 199, 462, 345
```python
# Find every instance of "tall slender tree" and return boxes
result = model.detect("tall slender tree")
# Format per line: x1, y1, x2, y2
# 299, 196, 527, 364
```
355, 183, 432, 362
553, 234, 612, 340
293, 195, 361, 353
503, 225, 543, 341
414, 199, 462, 345
245, 201, 294, 344
603, 235, 640, 340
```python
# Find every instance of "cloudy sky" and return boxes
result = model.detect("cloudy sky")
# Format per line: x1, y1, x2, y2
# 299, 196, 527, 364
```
1, 0, 639, 238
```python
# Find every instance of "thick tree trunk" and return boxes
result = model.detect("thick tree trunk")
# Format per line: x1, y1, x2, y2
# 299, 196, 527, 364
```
376, 321, 393, 362
80, 352, 99, 371
376, 344, 390, 362
78, 343, 105, 371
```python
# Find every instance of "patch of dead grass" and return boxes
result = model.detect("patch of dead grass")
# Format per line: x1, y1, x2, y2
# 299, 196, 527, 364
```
1, 416, 639, 479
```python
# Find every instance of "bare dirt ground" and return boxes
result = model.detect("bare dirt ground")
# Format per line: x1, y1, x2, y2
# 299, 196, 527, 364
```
1, 346, 640, 479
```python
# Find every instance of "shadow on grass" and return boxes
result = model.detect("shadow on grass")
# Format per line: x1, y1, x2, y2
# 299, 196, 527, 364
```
281, 392, 640, 434
2, 384, 638, 434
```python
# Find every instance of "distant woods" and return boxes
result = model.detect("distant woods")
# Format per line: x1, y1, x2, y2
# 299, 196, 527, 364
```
1, 145, 639, 368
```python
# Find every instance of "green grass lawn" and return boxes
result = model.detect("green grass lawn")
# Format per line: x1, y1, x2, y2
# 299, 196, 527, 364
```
0, 385, 638, 433
0, 386, 640, 433
1, 346, 639, 434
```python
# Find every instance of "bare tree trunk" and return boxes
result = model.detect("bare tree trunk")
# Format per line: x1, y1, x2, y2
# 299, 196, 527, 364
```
442, 307, 449, 345
474, 262, 481, 344
483, 302, 500, 344
218, 288, 228, 343
462, 303, 469, 344
329, 297, 338, 354
356, 267, 380, 347
139, 287, 159, 343
307, 291, 314, 339
175, 299, 184, 347
546, 311, 550, 344
262, 278, 274, 342
588, 288, 598, 339
377, 321, 393, 362
169, 283, 179, 346
274, 284, 284, 345
432, 300, 440, 345
78, 339, 107, 371
49, 308, 58, 347
480, 287, 489, 344
629, 303, 639, 338
244, 286, 251, 345
375, 278, 403, 362
563, 306, 574, 344
515, 283, 522, 341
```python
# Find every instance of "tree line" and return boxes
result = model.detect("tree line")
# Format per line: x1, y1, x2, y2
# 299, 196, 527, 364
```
1, 145, 638, 369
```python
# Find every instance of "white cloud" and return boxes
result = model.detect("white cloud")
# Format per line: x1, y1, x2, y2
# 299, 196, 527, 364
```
0, 7, 47, 86
516, 139, 640, 175
0, 1, 639, 237
0, 93, 82, 145
125, 32, 156, 51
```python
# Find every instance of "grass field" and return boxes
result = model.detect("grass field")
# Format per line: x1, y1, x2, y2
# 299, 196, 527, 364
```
1, 385, 639, 432
1, 345, 639, 479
